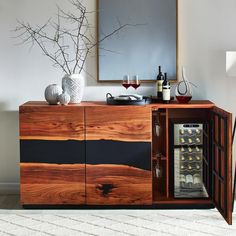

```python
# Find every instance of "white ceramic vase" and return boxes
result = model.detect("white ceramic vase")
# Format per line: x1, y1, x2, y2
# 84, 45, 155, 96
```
59, 92, 70, 105
62, 74, 85, 104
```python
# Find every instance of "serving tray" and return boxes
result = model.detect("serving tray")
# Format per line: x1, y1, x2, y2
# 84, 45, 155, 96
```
106, 93, 151, 105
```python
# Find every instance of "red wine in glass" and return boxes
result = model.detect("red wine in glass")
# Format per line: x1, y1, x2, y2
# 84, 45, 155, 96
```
131, 83, 140, 89
122, 75, 130, 89
122, 83, 131, 89
131, 75, 140, 89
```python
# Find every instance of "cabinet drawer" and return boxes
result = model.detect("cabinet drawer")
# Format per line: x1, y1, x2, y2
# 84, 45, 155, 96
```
86, 139, 152, 205
20, 106, 84, 140
86, 164, 152, 205
86, 106, 151, 142
20, 163, 85, 205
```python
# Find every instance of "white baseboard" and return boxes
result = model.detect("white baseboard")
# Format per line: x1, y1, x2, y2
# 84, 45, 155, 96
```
0, 183, 19, 195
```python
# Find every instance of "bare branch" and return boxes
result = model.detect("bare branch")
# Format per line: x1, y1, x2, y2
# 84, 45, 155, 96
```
14, 0, 134, 75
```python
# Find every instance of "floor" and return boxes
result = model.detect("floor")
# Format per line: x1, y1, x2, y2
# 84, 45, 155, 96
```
0, 195, 235, 236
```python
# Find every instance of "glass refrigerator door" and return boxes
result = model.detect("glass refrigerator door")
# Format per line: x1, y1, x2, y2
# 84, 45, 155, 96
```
174, 124, 208, 198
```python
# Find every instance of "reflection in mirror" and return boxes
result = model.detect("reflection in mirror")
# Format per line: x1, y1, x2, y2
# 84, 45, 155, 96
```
98, 0, 177, 82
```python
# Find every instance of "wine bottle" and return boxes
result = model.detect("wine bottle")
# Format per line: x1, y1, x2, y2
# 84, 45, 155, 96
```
196, 129, 201, 134
186, 174, 193, 187
196, 164, 200, 170
196, 137, 201, 143
179, 129, 185, 135
156, 66, 164, 99
180, 174, 186, 188
155, 159, 162, 178
193, 174, 201, 185
180, 138, 185, 144
188, 129, 192, 135
154, 115, 161, 137
180, 174, 186, 182
162, 73, 171, 103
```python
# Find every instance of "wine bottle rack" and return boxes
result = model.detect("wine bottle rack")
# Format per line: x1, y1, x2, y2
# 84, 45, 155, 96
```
178, 146, 203, 190
173, 123, 207, 197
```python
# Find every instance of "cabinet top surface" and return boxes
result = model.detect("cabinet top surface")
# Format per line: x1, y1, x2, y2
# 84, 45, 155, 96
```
20, 100, 215, 109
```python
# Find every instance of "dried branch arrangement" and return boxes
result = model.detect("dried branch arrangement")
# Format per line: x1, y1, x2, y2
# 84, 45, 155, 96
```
14, 0, 134, 75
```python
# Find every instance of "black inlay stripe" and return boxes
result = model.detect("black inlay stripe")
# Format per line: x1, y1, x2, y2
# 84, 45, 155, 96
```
20, 140, 85, 164
86, 140, 151, 171
20, 140, 151, 170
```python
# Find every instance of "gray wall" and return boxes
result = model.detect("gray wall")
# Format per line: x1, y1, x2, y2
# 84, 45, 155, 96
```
0, 0, 235, 191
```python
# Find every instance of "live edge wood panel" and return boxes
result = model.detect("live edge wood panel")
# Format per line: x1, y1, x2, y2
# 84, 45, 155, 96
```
85, 106, 152, 205
19, 105, 85, 205
20, 105, 84, 140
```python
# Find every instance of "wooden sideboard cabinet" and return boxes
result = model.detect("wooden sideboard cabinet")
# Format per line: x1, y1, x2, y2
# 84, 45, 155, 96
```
19, 101, 233, 224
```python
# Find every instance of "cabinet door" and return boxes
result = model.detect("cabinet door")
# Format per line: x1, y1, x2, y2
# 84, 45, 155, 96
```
20, 105, 85, 205
86, 106, 152, 205
212, 107, 232, 224
202, 121, 212, 197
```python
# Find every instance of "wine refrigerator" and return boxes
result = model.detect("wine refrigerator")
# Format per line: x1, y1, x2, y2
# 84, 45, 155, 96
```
170, 121, 209, 198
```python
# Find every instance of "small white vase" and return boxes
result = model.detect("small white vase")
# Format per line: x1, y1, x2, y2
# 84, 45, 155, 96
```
62, 74, 85, 104
59, 92, 70, 105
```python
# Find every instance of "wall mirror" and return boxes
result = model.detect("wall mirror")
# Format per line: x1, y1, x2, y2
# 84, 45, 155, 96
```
97, 0, 178, 82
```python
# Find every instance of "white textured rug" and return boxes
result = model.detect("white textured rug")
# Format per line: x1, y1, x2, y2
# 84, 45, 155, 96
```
0, 208, 235, 236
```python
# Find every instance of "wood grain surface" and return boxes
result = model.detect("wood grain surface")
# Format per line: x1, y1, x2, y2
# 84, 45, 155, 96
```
19, 106, 84, 140
151, 100, 215, 109
21, 100, 215, 109
85, 106, 152, 142
86, 164, 152, 205
20, 163, 85, 205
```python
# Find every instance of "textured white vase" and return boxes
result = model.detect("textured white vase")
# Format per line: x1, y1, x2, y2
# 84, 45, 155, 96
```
62, 74, 84, 104
44, 84, 63, 105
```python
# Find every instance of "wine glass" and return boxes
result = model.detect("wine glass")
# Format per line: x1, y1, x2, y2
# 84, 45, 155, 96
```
130, 75, 140, 89
122, 75, 130, 89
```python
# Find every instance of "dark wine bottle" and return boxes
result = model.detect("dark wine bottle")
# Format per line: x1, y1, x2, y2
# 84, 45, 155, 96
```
156, 66, 164, 99
162, 73, 171, 103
